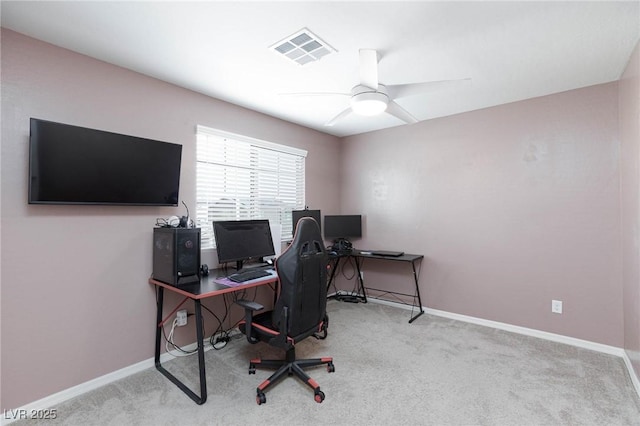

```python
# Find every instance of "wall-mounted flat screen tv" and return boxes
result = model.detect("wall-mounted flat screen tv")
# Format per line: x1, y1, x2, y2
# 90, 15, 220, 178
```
29, 118, 182, 206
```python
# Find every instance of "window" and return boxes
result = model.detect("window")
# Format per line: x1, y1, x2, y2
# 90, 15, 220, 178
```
196, 126, 307, 249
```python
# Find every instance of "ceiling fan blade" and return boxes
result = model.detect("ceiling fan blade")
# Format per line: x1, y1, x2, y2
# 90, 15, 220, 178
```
386, 101, 419, 124
325, 107, 353, 126
359, 49, 379, 90
386, 78, 472, 99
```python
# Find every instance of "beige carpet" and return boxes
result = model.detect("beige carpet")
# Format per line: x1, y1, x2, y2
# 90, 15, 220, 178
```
14, 300, 640, 425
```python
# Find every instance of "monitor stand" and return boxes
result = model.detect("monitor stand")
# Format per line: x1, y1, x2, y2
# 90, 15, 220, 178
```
235, 259, 270, 271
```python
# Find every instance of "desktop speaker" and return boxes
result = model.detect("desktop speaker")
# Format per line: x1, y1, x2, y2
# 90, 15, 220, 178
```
153, 227, 201, 286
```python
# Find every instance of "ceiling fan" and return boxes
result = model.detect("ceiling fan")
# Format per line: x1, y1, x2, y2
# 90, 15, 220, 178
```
285, 49, 471, 127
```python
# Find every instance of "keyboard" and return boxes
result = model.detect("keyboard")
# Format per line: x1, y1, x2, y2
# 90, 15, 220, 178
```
228, 269, 272, 283
371, 250, 404, 257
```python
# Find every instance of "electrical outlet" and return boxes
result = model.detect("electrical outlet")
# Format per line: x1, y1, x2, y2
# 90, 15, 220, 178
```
551, 300, 563, 314
176, 309, 188, 326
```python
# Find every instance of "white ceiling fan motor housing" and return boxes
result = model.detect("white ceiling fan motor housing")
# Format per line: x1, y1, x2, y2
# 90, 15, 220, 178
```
350, 84, 389, 116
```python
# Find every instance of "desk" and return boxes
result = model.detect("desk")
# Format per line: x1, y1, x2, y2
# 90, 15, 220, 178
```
328, 250, 425, 323
149, 271, 277, 404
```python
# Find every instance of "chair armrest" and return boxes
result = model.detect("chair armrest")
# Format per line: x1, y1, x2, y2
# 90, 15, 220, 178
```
236, 299, 264, 311
236, 299, 264, 344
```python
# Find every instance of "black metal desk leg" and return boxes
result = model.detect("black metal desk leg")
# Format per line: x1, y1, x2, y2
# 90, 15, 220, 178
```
408, 260, 425, 324
354, 257, 368, 303
154, 293, 208, 404
326, 257, 341, 293
154, 287, 164, 367
194, 300, 207, 400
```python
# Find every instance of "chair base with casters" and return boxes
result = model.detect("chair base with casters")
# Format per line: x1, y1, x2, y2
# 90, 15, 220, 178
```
238, 299, 335, 405
250, 346, 335, 405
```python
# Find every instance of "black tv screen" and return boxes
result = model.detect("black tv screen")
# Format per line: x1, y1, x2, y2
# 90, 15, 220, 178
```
29, 118, 182, 206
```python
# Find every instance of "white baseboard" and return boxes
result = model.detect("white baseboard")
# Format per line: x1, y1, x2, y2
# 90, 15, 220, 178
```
4, 301, 639, 424
425, 306, 624, 356
621, 350, 640, 398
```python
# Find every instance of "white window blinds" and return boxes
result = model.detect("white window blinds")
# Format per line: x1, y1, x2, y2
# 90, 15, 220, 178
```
196, 126, 307, 249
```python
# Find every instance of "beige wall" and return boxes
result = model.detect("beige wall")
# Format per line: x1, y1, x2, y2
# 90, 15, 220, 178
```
340, 82, 623, 347
0, 29, 341, 410
620, 41, 640, 383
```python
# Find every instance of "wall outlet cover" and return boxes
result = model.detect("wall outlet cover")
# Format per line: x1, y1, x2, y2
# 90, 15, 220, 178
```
552, 300, 563, 314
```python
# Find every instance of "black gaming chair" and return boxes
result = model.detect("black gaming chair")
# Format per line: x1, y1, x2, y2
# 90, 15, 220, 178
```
237, 217, 334, 405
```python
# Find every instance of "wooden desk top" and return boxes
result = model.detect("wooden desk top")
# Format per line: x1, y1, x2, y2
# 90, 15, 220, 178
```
149, 269, 278, 299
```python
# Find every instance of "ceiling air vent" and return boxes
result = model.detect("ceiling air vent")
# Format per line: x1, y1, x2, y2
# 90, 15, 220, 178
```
270, 28, 336, 66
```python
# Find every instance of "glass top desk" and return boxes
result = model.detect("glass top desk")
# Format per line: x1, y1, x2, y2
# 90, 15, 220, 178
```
149, 270, 278, 404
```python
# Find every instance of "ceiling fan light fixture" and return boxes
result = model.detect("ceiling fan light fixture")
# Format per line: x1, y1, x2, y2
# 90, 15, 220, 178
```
351, 92, 388, 116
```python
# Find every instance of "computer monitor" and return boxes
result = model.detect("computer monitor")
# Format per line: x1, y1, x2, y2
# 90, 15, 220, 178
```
212, 219, 276, 270
324, 215, 362, 241
292, 209, 321, 235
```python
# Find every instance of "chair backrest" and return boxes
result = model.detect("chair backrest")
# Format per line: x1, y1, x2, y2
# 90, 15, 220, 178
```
274, 217, 328, 340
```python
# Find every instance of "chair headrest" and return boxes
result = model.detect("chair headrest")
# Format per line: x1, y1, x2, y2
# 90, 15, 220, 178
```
292, 217, 322, 243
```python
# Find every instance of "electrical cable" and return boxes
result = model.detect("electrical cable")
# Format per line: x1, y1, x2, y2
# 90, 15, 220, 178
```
202, 303, 225, 346
340, 255, 357, 281
156, 287, 211, 357
209, 286, 261, 349
163, 318, 198, 356
329, 255, 360, 298
156, 275, 265, 354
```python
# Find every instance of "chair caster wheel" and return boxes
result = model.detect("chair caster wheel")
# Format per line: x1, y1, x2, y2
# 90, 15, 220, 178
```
249, 363, 256, 374
256, 392, 266, 405
314, 390, 325, 403
327, 362, 335, 373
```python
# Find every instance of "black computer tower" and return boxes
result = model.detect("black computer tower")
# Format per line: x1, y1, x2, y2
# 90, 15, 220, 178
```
153, 227, 201, 286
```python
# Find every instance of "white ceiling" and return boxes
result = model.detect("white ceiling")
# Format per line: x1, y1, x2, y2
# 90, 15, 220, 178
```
2, 1, 639, 137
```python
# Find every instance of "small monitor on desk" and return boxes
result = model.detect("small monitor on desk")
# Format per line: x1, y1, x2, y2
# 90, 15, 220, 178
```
212, 219, 276, 270
324, 215, 362, 244
292, 209, 321, 234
